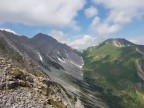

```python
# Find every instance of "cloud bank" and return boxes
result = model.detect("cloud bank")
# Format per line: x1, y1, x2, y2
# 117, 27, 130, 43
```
91, 0, 144, 36
85, 6, 98, 18
48, 30, 95, 50
0, 0, 85, 29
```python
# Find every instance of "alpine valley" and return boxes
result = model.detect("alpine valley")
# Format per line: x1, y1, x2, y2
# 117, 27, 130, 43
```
0, 30, 144, 108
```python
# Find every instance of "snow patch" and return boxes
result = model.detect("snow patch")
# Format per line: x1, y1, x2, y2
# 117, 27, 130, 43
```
57, 57, 66, 63
57, 51, 60, 55
69, 57, 84, 68
70, 61, 83, 69
63, 50, 69, 58
81, 57, 84, 66
65, 53, 69, 58
38, 52, 43, 62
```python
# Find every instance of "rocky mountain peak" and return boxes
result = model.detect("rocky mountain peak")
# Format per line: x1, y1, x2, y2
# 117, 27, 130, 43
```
31, 33, 58, 43
102, 38, 135, 47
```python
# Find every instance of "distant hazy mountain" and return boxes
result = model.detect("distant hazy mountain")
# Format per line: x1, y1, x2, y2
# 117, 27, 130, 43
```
82, 38, 144, 108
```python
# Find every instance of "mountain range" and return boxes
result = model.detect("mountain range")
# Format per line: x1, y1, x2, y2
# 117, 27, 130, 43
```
0, 30, 144, 108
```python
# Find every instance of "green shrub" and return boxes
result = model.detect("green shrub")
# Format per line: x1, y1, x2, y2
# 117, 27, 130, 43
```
49, 99, 65, 108
12, 67, 27, 80
0, 42, 5, 50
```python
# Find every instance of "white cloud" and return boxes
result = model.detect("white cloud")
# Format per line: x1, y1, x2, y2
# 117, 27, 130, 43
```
49, 30, 69, 43
90, 17, 100, 28
96, 23, 120, 36
85, 6, 98, 18
49, 30, 96, 50
129, 38, 144, 45
0, 28, 16, 34
69, 35, 95, 50
91, 0, 144, 36
0, 0, 85, 29
93, 0, 144, 10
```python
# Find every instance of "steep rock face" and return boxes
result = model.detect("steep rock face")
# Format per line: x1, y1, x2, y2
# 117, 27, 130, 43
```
0, 36, 82, 108
0, 30, 108, 108
0, 31, 84, 80
30, 33, 84, 80
0, 30, 84, 91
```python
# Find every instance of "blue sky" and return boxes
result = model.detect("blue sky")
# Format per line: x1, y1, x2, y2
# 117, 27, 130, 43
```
0, 0, 144, 49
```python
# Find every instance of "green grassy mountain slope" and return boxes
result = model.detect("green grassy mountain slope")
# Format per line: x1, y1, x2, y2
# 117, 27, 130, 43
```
82, 38, 144, 108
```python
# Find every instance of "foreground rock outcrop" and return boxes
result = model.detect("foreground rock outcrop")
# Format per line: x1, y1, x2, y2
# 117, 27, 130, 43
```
0, 56, 78, 108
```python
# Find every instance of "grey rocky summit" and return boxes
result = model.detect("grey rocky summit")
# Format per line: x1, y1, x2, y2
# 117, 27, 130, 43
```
0, 30, 108, 108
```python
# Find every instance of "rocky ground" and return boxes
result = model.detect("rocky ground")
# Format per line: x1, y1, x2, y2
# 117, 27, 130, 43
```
0, 56, 77, 108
